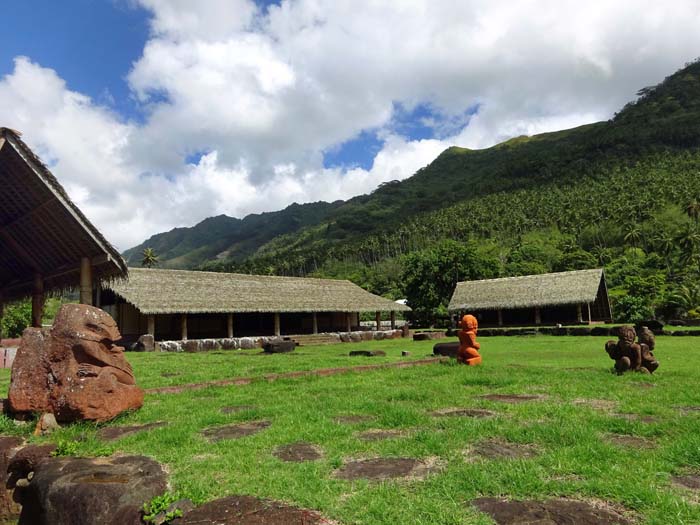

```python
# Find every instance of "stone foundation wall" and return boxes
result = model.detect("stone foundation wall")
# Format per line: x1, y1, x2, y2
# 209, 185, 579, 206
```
156, 330, 404, 352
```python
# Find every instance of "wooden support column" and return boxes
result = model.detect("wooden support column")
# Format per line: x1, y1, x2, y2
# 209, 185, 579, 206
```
375, 311, 381, 331
0, 293, 4, 340
576, 304, 583, 323
95, 286, 102, 308
227, 313, 234, 338
147, 315, 155, 337
534, 306, 541, 325
312, 312, 318, 334
497, 309, 503, 327
274, 313, 281, 336
346, 313, 352, 332
390, 311, 396, 330
587, 303, 592, 325
181, 314, 188, 341
79, 257, 93, 305
32, 273, 44, 328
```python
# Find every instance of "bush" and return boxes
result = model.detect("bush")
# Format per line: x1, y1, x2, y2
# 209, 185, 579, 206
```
613, 295, 655, 323
1, 300, 31, 339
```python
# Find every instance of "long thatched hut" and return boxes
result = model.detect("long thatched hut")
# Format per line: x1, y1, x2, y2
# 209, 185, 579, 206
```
102, 268, 410, 341
0, 128, 127, 333
448, 269, 612, 326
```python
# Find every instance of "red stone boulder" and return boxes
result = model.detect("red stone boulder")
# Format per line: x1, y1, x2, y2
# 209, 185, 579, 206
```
7, 304, 143, 422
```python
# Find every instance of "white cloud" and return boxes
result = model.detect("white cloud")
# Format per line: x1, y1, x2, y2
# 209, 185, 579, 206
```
3, 1, 700, 250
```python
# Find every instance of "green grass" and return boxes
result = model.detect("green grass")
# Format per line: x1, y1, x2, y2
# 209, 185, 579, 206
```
2, 336, 700, 524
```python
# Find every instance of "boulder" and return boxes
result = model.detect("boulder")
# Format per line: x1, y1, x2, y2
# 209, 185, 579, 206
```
221, 338, 239, 350
339, 333, 352, 343
569, 327, 592, 336
133, 334, 155, 352
182, 340, 202, 353
263, 341, 296, 354
13, 455, 167, 525
412, 333, 431, 341
433, 342, 459, 358
636, 320, 664, 332
591, 327, 612, 336
0, 437, 24, 522
360, 331, 374, 341
349, 332, 363, 343
7, 304, 144, 423
238, 338, 257, 350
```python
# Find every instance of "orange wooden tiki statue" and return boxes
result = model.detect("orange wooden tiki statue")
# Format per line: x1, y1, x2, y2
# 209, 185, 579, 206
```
457, 314, 482, 365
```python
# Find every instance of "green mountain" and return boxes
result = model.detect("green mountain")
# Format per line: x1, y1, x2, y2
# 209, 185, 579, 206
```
126, 59, 700, 323
123, 201, 344, 268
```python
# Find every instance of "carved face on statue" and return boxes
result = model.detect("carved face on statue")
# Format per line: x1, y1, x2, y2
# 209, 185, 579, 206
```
618, 326, 636, 349
51, 304, 132, 381
461, 314, 478, 331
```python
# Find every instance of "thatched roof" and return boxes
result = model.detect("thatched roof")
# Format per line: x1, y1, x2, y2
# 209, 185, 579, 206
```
448, 269, 605, 311
107, 268, 411, 315
0, 128, 128, 302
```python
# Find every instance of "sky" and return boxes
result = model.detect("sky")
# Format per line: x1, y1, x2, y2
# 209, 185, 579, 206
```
2, 1, 700, 251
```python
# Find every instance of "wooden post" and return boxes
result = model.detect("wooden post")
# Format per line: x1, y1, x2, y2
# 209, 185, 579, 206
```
497, 309, 503, 327
32, 273, 44, 328
274, 313, 281, 336
534, 307, 541, 325
227, 313, 234, 338
80, 257, 93, 305
346, 313, 352, 332
587, 303, 592, 325
375, 311, 381, 331
95, 286, 102, 308
390, 311, 396, 330
147, 315, 155, 337
181, 314, 188, 341
576, 304, 583, 323
0, 293, 4, 340
312, 312, 318, 334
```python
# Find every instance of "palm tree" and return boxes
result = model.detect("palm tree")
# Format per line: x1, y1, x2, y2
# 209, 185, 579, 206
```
141, 248, 159, 268
623, 223, 643, 248
685, 198, 700, 223
676, 224, 700, 268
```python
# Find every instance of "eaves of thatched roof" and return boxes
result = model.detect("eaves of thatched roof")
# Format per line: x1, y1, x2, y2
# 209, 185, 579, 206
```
107, 268, 411, 315
0, 128, 128, 302
448, 269, 605, 312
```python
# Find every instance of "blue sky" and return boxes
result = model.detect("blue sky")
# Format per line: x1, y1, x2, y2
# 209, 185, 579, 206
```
2, 1, 463, 172
2, 1, 698, 249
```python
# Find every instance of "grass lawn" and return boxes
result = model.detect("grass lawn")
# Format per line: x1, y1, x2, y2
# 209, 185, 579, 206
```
2, 335, 700, 524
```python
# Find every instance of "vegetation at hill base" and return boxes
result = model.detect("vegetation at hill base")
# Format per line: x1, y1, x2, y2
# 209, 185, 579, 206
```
129, 59, 700, 326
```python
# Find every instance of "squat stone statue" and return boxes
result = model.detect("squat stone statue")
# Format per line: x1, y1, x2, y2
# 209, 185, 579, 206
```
605, 325, 659, 375
8, 304, 144, 422
457, 314, 482, 365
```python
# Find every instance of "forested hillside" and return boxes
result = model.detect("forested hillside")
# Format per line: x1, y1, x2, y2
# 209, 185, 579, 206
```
130, 59, 700, 324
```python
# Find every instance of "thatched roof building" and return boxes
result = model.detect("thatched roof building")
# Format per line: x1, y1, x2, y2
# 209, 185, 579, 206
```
449, 269, 611, 326
0, 128, 127, 329
103, 268, 409, 340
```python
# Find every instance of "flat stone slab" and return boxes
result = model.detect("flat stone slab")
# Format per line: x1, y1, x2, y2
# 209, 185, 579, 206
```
349, 350, 386, 357
479, 394, 544, 403
334, 457, 440, 481
466, 439, 539, 460
334, 415, 376, 424
572, 398, 618, 411
430, 407, 496, 418
632, 382, 656, 388
613, 413, 660, 423
175, 495, 336, 524
15, 455, 167, 525
608, 434, 656, 449
97, 422, 167, 441
673, 474, 700, 490
472, 497, 633, 525
202, 420, 271, 442
675, 406, 700, 414
356, 429, 405, 441
273, 442, 324, 462
220, 405, 257, 414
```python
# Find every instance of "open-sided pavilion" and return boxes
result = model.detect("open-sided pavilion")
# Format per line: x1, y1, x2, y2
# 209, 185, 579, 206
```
448, 268, 612, 326
103, 268, 410, 341
0, 128, 127, 334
